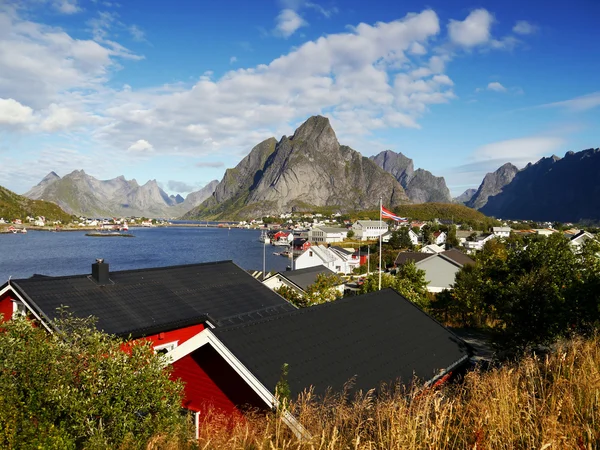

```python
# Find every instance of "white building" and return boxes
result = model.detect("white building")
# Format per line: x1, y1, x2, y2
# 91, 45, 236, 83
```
351, 220, 388, 241
408, 229, 420, 246
421, 244, 445, 254
492, 227, 512, 238
433, 231, 447, 245
294, 245, 357, 274
309, 227, 348, 244
462, 234, 495, 252
263, 265, 345, 297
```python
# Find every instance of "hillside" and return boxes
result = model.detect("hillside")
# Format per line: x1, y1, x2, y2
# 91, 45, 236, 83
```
184, 116, 409, 220
467, 162, 518, 210
481, 148, 600, 222
0, 185, 72, 223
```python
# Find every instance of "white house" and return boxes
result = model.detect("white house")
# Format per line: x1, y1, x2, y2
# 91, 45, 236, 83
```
352, 220, 388, 241
421, 244, 445, 254
308, 227, 348, 244
492, 227, 512, 238
327, 246, 360, 273
433, 231, 447, 245
408, 229, 420, 246
294, 245, 356, 274
462, 234, 495, 252
263, 265, 345, 297
567, 230, 595, 253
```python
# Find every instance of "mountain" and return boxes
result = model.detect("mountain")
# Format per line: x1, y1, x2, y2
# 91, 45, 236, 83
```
480, 149, 600, 222
184, 116, 409, 219
454, 188, 477, 205
1, 185, 72, 223
466, 163, 519, 210
180, 180, 219, 210
370, 150, 452, 203
25, 171, 217, 218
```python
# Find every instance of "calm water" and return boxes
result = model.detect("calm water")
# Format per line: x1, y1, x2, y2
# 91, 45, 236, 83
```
0, 227, 290, 281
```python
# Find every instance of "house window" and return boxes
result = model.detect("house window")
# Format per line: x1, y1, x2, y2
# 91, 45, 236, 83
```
309, 251, 313, 257
154, 341, 178, 355
13, 301, 27, 318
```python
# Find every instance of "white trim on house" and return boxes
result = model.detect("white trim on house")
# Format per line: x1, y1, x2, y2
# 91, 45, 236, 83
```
154, 340, 179, 354
0, 284, 53, 333
167, 328, 310, 440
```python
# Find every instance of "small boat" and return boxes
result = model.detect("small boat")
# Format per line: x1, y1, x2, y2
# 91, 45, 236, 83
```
20, 228, 27, 234
259, 230, 271, 244
120, 222, 129, 231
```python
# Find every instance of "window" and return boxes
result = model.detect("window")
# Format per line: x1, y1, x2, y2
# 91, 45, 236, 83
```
309, 251, 313, 257
154, 341, 178, 355
13, 301, 27, 318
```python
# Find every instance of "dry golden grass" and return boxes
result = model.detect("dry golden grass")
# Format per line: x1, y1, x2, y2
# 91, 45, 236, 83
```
158, 335, 600, 450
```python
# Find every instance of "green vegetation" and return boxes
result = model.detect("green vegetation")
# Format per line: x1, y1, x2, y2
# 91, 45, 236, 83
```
432, 233, 600, 352
195, 335, 600, 449
0, 313, 188, 449
275, 274, 343, 308
0, 185, 73, 224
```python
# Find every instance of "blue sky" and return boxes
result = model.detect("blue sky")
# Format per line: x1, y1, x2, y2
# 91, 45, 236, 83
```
0, 0, 599, 197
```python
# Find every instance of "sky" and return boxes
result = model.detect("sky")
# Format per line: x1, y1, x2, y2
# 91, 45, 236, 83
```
0, 0, 599, 198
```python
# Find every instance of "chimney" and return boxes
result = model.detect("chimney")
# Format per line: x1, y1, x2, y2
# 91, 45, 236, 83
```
92, 258, 110, 285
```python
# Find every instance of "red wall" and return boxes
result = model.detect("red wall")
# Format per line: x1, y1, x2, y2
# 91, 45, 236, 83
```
138, 323, 205, 348
171, 345, 267, 415
0, 292, 14, 323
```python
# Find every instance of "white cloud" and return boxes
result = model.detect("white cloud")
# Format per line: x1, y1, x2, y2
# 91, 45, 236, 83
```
128, 139, 153, 152
513, 20, 537, 35
472, 136, 565, 163
541, 92, 600, 112
0, 98, 34, 126
448, 9, 494, 47
274, 9, 307, 38
487, 81, 506, 92
53, 0, 80, 14
229, 56, 237, 64
128, 25, 145, 42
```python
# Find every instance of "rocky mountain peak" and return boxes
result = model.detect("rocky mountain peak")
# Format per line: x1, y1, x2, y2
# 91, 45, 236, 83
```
467, 162, 519, 210
291, 115, 339, 149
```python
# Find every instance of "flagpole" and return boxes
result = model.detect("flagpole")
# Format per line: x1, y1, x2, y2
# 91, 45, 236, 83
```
379, 196, 382, 291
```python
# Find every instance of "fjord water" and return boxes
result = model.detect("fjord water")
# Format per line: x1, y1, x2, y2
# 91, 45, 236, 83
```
0, 227, 290, 282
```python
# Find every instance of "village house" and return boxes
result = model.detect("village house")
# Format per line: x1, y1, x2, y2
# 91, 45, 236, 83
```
462, 233, 495, 253
566, 230, 596, 252
308, 226, 348, 244
433, 231, 447, 245
0, 260, 469, 439
421, 244, 445, 254
408, 229, 420, 246
492, 227, 512, 238
395, 249, 475, 293
351, 220, 388, 241
263, 265, 344, 298
294, 245, 358, 274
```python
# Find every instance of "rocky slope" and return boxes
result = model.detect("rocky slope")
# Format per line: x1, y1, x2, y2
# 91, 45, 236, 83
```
185, 116, 409, 219
25, 171, 218, 218
480, 149, 600, 222
466, 163, 519, 210
370, 150, 452, 203
454, 188, 477, 205
180, 180, 219, 210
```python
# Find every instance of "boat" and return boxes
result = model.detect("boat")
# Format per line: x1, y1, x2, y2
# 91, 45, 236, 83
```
20, 228, 27, 234
120, 222, 129, 231
259, 230, 271, 244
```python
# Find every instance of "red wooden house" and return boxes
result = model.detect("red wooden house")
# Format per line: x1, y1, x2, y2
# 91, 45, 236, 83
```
0, 260, 470, 438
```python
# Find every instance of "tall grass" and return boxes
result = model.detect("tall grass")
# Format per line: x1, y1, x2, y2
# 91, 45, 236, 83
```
161, 335, 600, 449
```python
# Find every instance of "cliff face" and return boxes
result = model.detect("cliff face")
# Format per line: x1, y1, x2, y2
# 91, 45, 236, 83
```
24, 171, 218, 218
185, 116, 409, 219
467, 163, 519, 210
370, 150, 451, 203
454, 188, 477, 205
480, 149, 600, 222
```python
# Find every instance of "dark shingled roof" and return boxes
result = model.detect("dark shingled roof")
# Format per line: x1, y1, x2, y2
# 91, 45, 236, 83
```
395, 252, 433, 265
441, 249, 475, 267
9, 260, 295, 338
213, 289, 469, 398
277, 265, 342, 291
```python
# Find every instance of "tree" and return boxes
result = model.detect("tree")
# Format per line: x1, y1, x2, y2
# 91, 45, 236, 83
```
0, 314, 187, 449
446, 225, 459, 248
346, 229, 355, 239
275, 284, 303, 307
304, 273, 344, 306
388, 227, 414, 250
421, 225, 433, 246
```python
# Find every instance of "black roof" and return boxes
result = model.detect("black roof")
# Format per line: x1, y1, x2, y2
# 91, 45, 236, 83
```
277, 265, 342, 291
395, 252, 433, 265
213, 289, 469, 398
440, 249, 475, 267
9, 260, 295, 338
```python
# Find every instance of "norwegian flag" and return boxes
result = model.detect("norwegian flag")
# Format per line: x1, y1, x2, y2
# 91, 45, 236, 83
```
381, 205, 406, 222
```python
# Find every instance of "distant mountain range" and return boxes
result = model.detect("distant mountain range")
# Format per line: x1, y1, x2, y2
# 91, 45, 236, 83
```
184, 116, 410, 219
25, 171, 218, 218
454, 149, 600, 222
369, 150, 452, 203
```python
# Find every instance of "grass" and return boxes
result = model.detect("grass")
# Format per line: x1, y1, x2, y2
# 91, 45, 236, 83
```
164, 334, 600, 449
